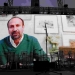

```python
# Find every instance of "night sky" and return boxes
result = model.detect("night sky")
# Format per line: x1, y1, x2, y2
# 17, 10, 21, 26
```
0, 0, 57, 7
0, 0, 74, 8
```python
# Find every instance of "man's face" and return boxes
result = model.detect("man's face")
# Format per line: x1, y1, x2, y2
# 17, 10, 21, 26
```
8, 18, 24, 40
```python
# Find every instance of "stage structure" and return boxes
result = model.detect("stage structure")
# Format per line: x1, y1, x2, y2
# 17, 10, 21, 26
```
8, 0, 13, 6
0, 0, 75, 74
57, 0, 63, 8
0, 0, 73, 15
0, 6, 74, 15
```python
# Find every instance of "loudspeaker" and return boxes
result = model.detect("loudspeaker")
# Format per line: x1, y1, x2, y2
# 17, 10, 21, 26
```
49, 62, 57, 69
31, 0, 39, 7
9, 62, 19, 69
33, 61, 50, 72
4, 3, 8, 6
64, 4, 68, 8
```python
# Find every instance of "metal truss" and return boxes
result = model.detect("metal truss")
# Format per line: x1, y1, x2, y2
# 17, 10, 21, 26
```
8, 0, 13, 6
0, 6, 75, 15
57, 0, 63, 8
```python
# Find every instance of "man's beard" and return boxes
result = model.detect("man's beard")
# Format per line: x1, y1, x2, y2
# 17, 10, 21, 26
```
11, 31, 21, 40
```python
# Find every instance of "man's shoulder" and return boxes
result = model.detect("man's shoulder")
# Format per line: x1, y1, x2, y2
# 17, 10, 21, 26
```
24, 34, 37, 41
0, 36, 9, 44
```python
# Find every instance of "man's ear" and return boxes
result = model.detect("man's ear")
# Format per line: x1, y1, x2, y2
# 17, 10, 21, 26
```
22, 24, 24, 28
22, 25, 25, 31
